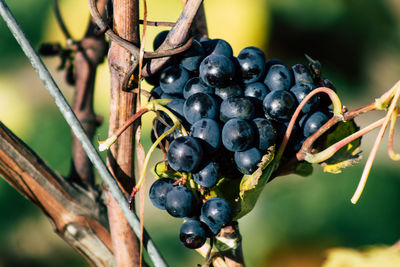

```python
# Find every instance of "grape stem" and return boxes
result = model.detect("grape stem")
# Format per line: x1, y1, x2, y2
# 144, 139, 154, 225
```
351, 81, 400, 204
129, 123, 178, 200
98, 107, 148, 151
275, 87, 343, 163
303, 116, 392, 163
272, 81, 400, 185
388, 107, 400, 161
98, 99, 188, 151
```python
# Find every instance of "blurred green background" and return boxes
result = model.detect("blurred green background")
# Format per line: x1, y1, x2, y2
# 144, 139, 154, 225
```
1, 0, 400, 266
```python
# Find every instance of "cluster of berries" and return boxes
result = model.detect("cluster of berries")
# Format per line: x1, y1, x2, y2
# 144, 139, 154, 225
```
147, 32, 336, 249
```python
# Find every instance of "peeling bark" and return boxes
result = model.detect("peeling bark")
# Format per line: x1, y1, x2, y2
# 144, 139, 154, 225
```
106, 0, 142, 266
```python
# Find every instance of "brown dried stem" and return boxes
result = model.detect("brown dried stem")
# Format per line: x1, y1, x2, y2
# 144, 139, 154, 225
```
106, 0, 142, 266
69, 0, 108, 188
0, 122, 114, 266
141, 0, 204, 77
388, 107, 400, 160
139, 19, 175, 27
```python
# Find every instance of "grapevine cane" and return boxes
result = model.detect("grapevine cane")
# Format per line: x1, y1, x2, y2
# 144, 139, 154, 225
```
0, 1, 167, 266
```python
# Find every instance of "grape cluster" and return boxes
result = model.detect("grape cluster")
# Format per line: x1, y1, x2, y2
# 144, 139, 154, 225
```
148, 31, 336, 249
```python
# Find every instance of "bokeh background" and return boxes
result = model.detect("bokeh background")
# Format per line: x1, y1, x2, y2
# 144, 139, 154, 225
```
1, 0, 400, 266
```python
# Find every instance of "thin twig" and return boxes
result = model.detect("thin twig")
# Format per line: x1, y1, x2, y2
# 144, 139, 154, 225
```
0, 2, 167, 266
139, 19, 175, 27
388, 107, 400, 160
88, 0, 140, 59
276, 87, 343, 162
141, 0, 203, 77
53, 0, 73, 40
351, 81, 400, 204
299, 101, 376, 158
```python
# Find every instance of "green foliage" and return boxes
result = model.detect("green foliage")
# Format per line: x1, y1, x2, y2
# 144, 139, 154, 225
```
318, 120, 362, 174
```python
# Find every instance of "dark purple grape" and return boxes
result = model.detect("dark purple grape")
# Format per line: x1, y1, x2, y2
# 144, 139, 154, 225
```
215, 83, 243, 100
179, 219, 208, 249
183, 77, 213, 99
219, 96, 255, 123
199, 54, 235, 88
150, 86, 163, 99
237, 46, 266, 84
153, 30, 169, 50
165, 98, 188, 125
165, 186, 197, 218
263, 90, 298, 122
291, 64, 314, 84
264, 64, 293, 91
193, 161, 219, 188
265, 59, 285, 72
149, 178, 175, 210
290, 83, 319, 114
145, 71, 161, 86
315, 77, 337, 107
234, 147, 262, 175
201, 39, 233, 58
244, 82, 269, 101
200, 197, 232, 235
183, 93, 219, 124
179, 40, 205, 72
160, 92, 182, 100
150, 119, 178, 146
160, 65, 190, 95
190, 118, 221, 153
252, 118, 277, 151
222, 118, 254, 152
302, 111, 329, 137
211, 39, 233, 58
167, 136, 203, 172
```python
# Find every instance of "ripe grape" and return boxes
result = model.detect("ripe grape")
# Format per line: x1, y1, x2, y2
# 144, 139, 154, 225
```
302, 111, 330, 137
160, 65, 190, 95
252, 118, 277, 151
237, 46, 266, 84
215, 83, 243, 100
221, 118, 254, 152
234, 147, 262, 174
219, 96, 255, 123
183, 77, 213, 99
202, 38, 233, 58
263, 89, 298, 122
193, 161, 219, 188
291, 63, 314, 84
183, 93, 219, 124
165, 186, 197, 218
167, 136, 203, 172
153, 30, 169, 50
179, 219, 208, 249
149, 178, 175, 210
190, 118, 221, 153
264, 64, 293, 91
290, 83, 319, 114
244, 82, 269, 101
199, 54, 235, 88
200, 197, 233, 235
179, 40, 205, 72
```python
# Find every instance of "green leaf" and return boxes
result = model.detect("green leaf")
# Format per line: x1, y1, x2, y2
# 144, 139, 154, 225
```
317, 120, 362, 173
207, 146, 276, 220
235, 146, 276, 219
